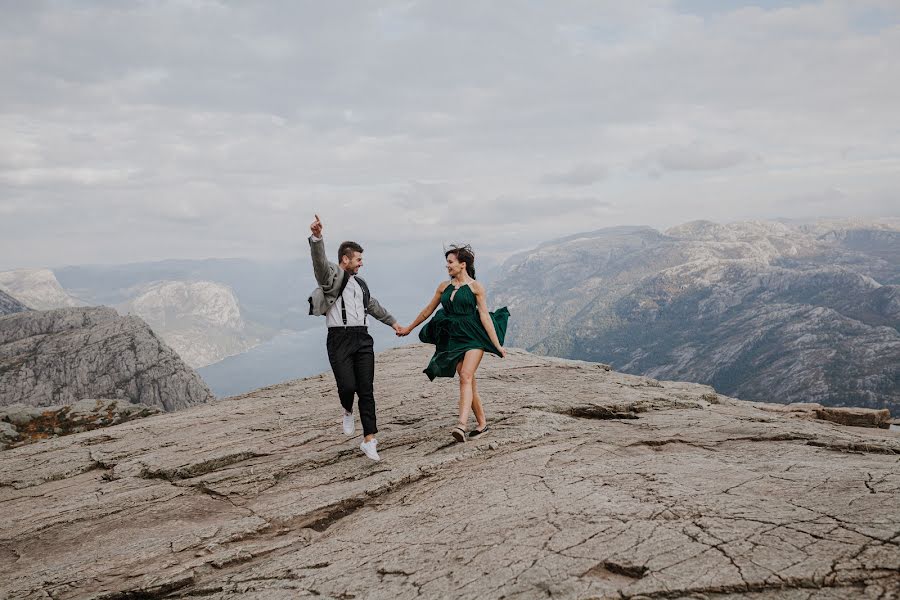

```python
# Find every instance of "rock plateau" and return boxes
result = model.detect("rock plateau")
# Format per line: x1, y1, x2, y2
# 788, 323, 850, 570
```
1, 345, 897, 599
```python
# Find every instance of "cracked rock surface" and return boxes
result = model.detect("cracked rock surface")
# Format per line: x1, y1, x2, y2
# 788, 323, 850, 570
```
0, 307, 214, 410
1, 345, 898, 599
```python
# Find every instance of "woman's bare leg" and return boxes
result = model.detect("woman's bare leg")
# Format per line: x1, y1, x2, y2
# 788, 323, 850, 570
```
471, 378, 486, 430
457, 358, 486, 428
456, 349, 484, 428
455, 360, 465, 426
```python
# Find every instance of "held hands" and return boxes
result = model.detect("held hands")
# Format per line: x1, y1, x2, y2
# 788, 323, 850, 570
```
393, 323, 409, 337
310, 214, 323, 237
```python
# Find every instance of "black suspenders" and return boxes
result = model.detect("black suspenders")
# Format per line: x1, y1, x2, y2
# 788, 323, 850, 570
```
337, 273, 369, 326
336, 272, 352, 326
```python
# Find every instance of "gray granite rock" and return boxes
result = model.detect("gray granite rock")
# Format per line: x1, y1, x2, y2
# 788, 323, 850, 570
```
750, 402, 892, 429
813, 406, 891, 429
0, 420, 18, 448
0, 289, 29, 316
0, 345, 897, 599
0, 306, 214, 410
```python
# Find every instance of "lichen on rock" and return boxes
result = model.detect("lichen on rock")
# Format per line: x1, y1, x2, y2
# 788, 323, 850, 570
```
0, 399, 161, 450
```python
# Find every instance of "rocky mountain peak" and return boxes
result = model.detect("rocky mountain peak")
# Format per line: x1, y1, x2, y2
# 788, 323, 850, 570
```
0, 306, 214, 410
117, 280, 261, 368
122, 280, 245, 329
0, 268, 83, 310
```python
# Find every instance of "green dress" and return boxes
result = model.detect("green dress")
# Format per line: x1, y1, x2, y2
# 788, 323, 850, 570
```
418, 282, 510, 381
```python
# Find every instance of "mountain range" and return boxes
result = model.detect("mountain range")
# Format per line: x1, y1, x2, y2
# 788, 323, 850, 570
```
4, 221, 897, 408
2, 251, 446, 391
55, 258, 315, 332
492, 219, 900, 414
0, 268, 267, 369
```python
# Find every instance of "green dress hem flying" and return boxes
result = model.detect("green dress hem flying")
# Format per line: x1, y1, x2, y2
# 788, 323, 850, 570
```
418, 283, 510, 381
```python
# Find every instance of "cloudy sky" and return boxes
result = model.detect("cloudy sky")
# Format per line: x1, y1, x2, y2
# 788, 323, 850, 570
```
2, 0, 899, 270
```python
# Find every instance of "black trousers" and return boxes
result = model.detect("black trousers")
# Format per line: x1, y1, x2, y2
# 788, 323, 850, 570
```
326, 326, 377, 436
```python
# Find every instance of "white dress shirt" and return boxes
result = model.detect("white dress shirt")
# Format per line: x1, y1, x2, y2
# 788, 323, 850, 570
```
326, 274, 367, 327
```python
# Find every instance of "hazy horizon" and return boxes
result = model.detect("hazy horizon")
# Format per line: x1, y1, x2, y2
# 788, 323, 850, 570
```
4, 214, 899, 274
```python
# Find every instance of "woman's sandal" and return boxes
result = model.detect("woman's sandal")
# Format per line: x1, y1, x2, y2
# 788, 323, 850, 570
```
450, 426, 467, 443
468, 425, 489, 439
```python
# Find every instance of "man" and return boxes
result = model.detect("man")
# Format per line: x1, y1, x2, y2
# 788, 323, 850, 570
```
308, 214, 404, 461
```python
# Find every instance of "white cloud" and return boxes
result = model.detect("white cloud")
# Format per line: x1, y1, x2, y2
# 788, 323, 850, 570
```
541, 163, 609, 186
1, 1, 899, 269
654, 143, 749, 171
0, 167, 139, 186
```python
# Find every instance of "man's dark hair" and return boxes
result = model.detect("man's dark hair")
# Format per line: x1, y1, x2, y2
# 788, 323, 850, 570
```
338, 241, 364, 262
445, 244, 476, 279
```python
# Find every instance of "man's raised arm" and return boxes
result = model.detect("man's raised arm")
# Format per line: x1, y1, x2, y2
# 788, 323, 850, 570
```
308, 214, 333, 287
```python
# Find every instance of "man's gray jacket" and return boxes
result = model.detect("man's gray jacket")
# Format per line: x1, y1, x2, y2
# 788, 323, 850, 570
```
307, 236, 397, 326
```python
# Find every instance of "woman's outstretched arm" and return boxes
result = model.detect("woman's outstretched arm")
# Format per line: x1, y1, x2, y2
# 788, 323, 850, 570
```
472, 282, 506, 357
398, 281, 450, 336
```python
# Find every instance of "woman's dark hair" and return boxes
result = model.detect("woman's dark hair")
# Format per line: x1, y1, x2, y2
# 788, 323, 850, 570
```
445, 244, 476, 279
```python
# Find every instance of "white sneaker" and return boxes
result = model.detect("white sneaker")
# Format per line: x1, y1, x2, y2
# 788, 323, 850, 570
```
342, 411, 355, 436
360, 439, 380, 461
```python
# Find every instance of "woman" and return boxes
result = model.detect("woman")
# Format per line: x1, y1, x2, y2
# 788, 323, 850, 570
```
398, 245, 510, 442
